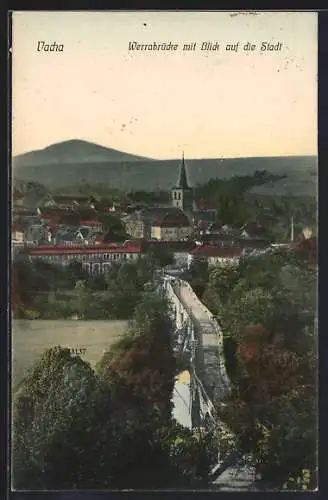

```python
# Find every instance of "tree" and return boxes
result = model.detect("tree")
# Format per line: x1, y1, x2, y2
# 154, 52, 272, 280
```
148, 246, 174, 268
67, 260, 89, 287
203, 265, 240, 312
186, 260, 209, 298
72, 280, 92, 319
99, 213, 126, 235
13, 315, 218, 490
12, 346, 101, 489
201, 249, 318, 489
99, 291, 176, 419
254, 385, 317, 489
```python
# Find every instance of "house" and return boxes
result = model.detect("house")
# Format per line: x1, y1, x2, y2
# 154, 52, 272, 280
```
122, 206, 189, 240
54, 229, 76, 246
197, 223, 269, 250
79, 220, 103, 232
25, 240, 147, 274
196, 230, 239, 247
25, 224, 52, 245
13, 207, 38, 219
12, 189, 25, 207
37, 207, 80, 228
192, 210, 217, 230
12, 224, 25, 244
122, 212, 149, 239
74, 227, 96, 244
193, 198, 217, 212
151, 210, 193, 241
240, 221, 267, 238
289, 230, 317, 265
188, 245, 243, 268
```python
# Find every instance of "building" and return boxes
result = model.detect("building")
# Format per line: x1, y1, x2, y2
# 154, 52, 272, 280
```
12, 224, 25, 245
122, 211, 152, 239
192, 210, 217, 233
24, 240, 146, 274
171, 153, 193, 212
240, 221, 267, 239
188, 245, 243, 268
25, 224, 52, 245
122, 206, 191, 241
289, 229, 317, 265
151, 210, 193, 241
79, 220, 103, 232
37, 207, 80, 227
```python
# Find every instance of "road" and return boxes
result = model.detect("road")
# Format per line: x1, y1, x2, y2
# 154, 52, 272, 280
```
211, 455, 258, 490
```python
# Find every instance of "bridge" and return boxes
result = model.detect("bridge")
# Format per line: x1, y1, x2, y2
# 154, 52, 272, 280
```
163, 275, 230, 407
157, 272, 258, 489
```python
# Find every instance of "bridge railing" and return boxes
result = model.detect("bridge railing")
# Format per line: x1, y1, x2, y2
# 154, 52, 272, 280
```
159, 275, 240, 471
172, 278, 231, 396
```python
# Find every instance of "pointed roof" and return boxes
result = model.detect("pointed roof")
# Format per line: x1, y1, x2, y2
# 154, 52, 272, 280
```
176, 152, 189, 189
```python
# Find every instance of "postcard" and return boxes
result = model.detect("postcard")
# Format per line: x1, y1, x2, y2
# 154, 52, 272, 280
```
10, 10, 318, 492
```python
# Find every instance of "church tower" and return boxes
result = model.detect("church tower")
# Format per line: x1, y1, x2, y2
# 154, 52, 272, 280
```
171, 153, 193, 211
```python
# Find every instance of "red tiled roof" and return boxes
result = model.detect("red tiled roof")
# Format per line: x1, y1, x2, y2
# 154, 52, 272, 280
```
26, 241, 145, 256
152, 212, 191, 228
241, 222, 265, 235
39, 208, 72, 216
192, 245, 243, 258
195, 199, 217, 210
13, 191, 24, 202
41, 214, 61, 222
289, 236, 317, 264
12, 223, 24, 233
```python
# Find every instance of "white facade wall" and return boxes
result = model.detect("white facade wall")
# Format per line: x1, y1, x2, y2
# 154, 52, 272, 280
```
208, 256, 241, 267
152, 226, 193, 241
28, 251, 142, 273
188, 253, 241, 268
173, 251, 190, 267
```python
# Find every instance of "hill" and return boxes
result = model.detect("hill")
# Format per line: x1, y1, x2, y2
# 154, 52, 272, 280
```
13, 139, 152, 167
13, 140, 317, 196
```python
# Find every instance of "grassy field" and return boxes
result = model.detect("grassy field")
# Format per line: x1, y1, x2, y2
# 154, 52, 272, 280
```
12, 319, 128, 389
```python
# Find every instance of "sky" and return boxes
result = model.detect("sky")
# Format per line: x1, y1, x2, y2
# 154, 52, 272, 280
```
11, 11, 317, 159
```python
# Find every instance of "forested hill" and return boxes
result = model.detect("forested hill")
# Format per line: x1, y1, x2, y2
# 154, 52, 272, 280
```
13, 140, 152, 166
13, 140, 317, 196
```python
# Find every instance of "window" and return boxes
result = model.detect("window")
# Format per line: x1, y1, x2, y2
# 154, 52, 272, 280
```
173, 191, 177, 200
93, 263, 100, 275
178, 192, 181, 200
103, 263, 110, 273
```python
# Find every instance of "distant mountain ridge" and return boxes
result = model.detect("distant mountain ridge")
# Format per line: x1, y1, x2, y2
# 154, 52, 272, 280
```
13, 140, 152, 167
13, 140, 317, 196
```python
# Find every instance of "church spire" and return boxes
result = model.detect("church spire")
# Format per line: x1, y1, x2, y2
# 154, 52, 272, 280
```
177, 152, 189, 189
